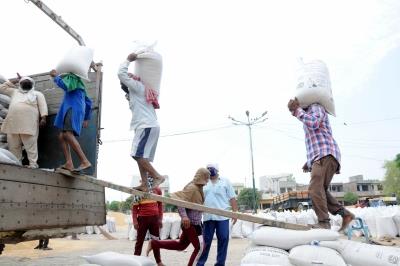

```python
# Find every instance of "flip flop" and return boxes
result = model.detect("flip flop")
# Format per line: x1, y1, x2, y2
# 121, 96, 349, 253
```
72, 165, 92, 174
56, 165, 74, 172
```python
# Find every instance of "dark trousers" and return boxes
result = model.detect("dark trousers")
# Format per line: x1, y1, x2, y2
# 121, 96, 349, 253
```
197, 219, 229, 266
309, 155, 343, 222
151, 224, 203, 266
134, 215, 160, 260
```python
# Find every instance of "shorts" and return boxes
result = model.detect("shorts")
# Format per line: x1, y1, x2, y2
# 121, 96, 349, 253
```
62, 109, 75, 134
131, 127, 160, 162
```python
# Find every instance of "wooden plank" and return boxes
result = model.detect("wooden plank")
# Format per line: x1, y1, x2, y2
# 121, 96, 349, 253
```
0, 164, 104, 192
56, 169, 310, 231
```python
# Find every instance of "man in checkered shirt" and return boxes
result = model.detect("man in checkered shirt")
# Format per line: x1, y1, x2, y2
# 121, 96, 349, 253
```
288, 98, 354, 230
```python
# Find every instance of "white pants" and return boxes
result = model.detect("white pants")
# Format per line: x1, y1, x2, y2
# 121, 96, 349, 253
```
7, 132, 39, 168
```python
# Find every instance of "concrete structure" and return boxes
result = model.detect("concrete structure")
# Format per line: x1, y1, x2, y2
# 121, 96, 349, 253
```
259, 173, 296, 195
232, 182, 245, 196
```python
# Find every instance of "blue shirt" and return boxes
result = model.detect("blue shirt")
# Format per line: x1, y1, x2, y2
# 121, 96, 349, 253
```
53, 76, 92, 136
203, 177, 236, 221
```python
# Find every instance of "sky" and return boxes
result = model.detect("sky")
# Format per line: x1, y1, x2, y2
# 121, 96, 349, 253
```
1, 0, 400, 202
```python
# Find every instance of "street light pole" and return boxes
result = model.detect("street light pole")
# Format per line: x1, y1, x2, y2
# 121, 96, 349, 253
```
229, 110, 267, 214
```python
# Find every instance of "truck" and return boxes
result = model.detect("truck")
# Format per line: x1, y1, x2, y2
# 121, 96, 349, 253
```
0, 0, 105, 253
271, 191, 312, 211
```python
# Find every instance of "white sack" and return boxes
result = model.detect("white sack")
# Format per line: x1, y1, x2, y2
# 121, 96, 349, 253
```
132, 41, 162, 93
242, 221, 255, 238
85, 226, 94, 235
230, 219, 243, 239
0, 148, 21, 165
169, 217, 181, 240
319, 239, 400, 266
295, 59, 335, 116
363, 214, 377, 238
392, 215, 400, 235
56, 46, 94, 80
289, 245, 346, 266
0, 74, 7, 84
250, 226, 339, 250
241, 246, 293, 266
376, 216, 398, 239
82, 251, 156, 266
160, 217, 172, 240
0, 94, 11, 108
128, 226, 137, 241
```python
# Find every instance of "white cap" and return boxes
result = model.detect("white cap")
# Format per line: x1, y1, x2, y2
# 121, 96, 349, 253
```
206, 163, 219, 171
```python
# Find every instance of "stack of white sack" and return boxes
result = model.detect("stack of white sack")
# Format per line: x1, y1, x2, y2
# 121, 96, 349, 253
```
0, 76, 11, 150
127, 214, 181, 241
56, 46, 94, 80
0, 147, 20, 165
295, 58, 335, 116
131, 41, 163, 94
346, 205, 400, 239
240, 226, 342, 266
106, 216, 117, 233
82, 251, 156, 266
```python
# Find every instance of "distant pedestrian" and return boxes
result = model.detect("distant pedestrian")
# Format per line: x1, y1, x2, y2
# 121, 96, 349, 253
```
197, 163, 238, 266
288, 99, 354, 230
147, 168, 210, 266
34, 238, 52, 250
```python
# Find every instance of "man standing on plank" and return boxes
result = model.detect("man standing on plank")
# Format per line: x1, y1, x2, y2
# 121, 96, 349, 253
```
288, 98, 354, 230
118, 53, 166, 191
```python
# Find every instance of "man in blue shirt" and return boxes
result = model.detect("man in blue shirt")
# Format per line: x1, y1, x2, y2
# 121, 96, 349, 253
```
197, 163, 238, 266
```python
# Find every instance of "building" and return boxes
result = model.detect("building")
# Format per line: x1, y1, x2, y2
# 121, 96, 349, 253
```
232, 182, 245, 196
259, 173, 296, 195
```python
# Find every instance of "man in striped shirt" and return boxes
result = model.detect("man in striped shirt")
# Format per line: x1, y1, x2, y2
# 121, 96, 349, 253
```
288, 99, 354, 230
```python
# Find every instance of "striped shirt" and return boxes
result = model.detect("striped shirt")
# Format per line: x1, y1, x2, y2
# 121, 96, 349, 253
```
294, 103, 341, 170
178, 207, 202, 225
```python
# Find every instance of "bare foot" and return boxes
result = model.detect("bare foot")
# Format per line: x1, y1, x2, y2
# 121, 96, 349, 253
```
146, 240, 153, 256
157, 263, 166, 266
152, 175, 167, 188
339, 213, 355, 232
133, 184, 149, 192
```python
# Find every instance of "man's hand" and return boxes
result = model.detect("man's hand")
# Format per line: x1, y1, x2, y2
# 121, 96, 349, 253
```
158, 219, 163, 229
288, 98, 300, 113
231, 218, 237, 225
182, 217, 191, 229
302, 162, 310, 173
49, 69, 57, 78
127, 53, 137, 62
133, 222, 139, 231
83, 120, 89, 128
39, 117, 46, 128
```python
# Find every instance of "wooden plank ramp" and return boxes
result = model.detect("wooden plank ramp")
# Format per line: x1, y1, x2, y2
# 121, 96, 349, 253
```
56, 169, 310, 231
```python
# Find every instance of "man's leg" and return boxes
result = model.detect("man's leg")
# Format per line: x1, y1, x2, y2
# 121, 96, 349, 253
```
197, 221, 216, 266
309, 158, 330, 228
147, 215, 161, 263
7, 134, 23, 162
58, 132, 74, 170
150, 227, 191, 264
215, 220, 230, 266
63, 131, 91, 169
134, 216, 149, 256
20, 133, 38, 168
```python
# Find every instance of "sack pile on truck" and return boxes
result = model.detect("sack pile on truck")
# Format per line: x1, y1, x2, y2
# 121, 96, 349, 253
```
56, 46, 94, 80
131, 41, 163, 94
295, 58, 336, 116
0, 76, 11, 150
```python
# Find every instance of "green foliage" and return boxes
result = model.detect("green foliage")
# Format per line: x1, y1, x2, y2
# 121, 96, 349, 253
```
108, 200, 120, 212
121, 196, 134, 213
237, 188, 261, 210
164, 193, 177, 212
383, 157, 400, 198
343, 192, 359, 205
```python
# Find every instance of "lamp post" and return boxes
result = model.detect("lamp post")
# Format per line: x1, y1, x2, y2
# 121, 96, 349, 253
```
229, 110, 267, 213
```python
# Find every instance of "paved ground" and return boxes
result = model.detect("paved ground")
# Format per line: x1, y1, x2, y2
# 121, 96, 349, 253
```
0, 231, 251, 266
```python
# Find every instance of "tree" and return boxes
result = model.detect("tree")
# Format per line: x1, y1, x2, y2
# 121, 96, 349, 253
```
343, 192, 358, 205
108, 201, 120, 212
383, 157, 400, 198
121, 196, 134, 213
237, 188, 261, 211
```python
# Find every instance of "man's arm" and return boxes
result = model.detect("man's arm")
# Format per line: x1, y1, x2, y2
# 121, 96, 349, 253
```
0, 81, 16, 97
294, 104, 325, 130
117, 54, 143, 95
